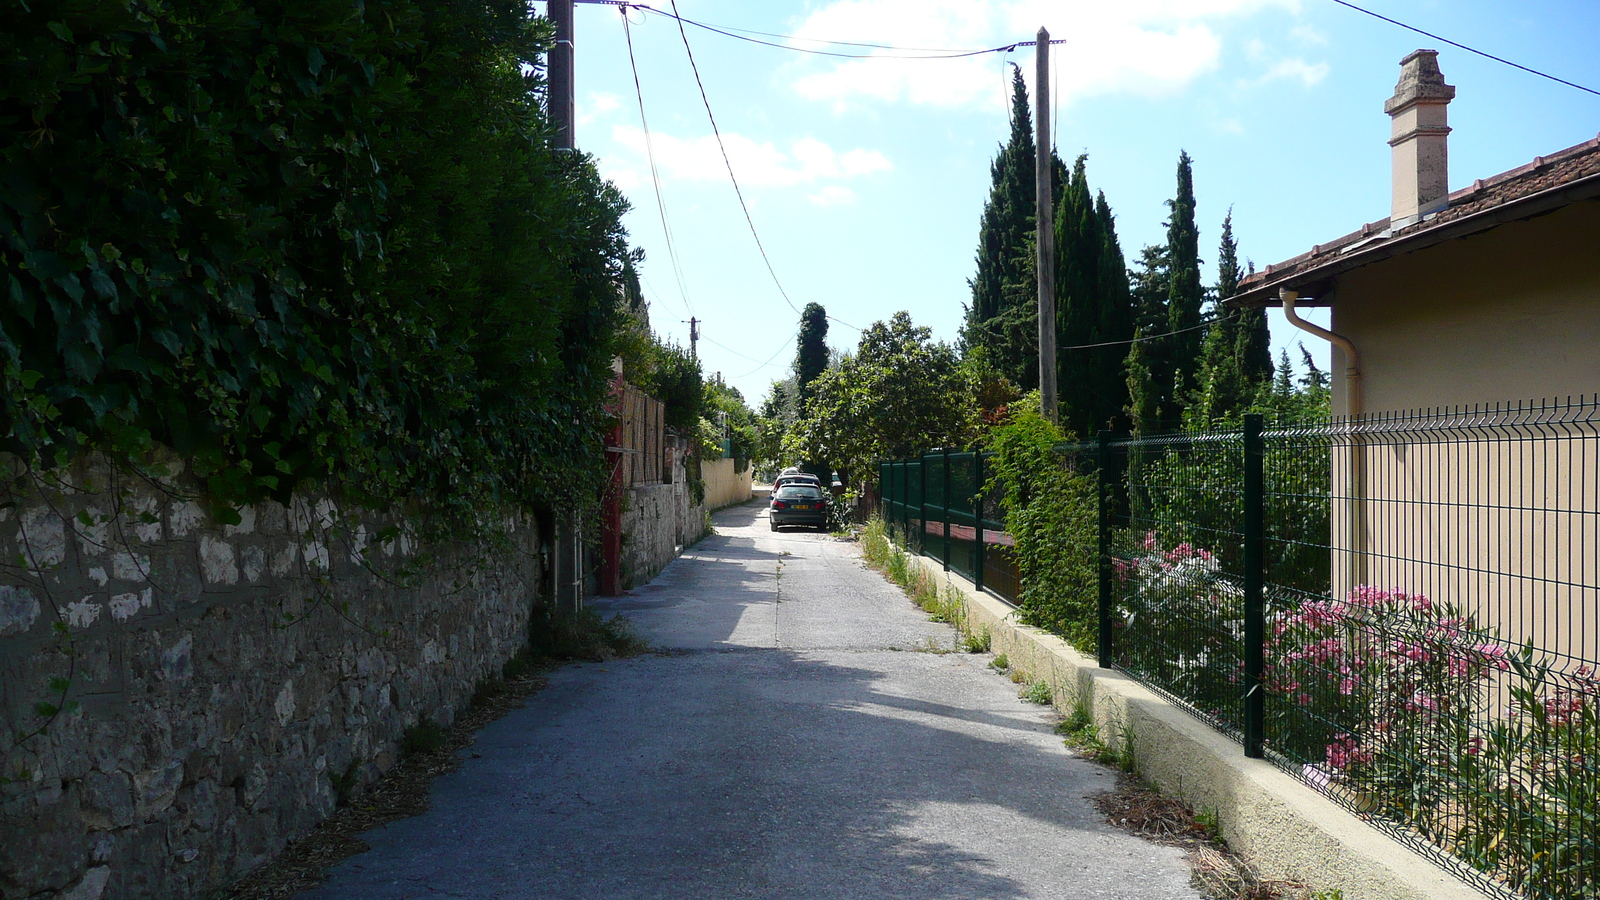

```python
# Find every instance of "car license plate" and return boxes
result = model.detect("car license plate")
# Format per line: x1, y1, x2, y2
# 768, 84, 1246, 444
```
793, 503, 812, 509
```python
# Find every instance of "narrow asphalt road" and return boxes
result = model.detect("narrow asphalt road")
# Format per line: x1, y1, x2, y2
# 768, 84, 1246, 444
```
298, 498, 1201, 899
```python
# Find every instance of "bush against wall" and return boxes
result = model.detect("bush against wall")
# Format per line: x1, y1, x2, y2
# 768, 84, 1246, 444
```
1, 0, 632, 527
982, 399, 1098, 651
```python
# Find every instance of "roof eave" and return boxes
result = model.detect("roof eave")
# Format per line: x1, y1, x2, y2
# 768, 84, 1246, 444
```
1229, 170, 1600, 308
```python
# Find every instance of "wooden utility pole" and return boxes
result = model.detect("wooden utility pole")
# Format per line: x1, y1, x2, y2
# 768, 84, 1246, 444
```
687, 316, 699, 359
550, 0, 576, 149
1035, 27, 1057, 422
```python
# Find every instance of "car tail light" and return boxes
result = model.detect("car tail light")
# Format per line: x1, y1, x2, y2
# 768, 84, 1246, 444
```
772, 500, 786, 509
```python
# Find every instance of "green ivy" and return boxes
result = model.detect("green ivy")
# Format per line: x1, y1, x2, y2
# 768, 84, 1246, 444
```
1, 0, 631, 527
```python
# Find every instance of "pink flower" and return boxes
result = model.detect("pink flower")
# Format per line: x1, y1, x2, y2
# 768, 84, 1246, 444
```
1339, 678, 1356, 695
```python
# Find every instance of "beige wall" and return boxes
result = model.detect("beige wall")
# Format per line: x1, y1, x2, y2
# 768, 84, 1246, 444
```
1327, 200, 1600, 417
1319, 202, 1600, 669
701, 457, 753, 510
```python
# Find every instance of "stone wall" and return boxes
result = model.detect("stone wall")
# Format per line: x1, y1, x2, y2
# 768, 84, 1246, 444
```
0, 460, 542, 900
619, 481, 704, 592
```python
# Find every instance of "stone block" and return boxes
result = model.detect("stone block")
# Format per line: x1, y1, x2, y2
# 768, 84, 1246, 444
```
0, 583, 40, 636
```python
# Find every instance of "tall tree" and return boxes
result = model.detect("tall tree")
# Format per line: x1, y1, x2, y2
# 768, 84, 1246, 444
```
1186, 213, 1275, 427
962, 67, 1037, 388
791, 312, 977, 489
1164, 150, 1204, 425
1123, 243, 1170, 435
1053, 156, 1132, 438
794, 302, 829, 411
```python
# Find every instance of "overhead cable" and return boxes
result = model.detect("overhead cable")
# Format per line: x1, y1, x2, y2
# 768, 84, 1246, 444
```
630, 3, 1060, 60
621, 10, 694, 314
1330, 0, 1600, 98
730, 327, 802, 379
666, 0, 804, 321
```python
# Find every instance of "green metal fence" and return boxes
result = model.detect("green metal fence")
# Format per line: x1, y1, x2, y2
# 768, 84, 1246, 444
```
879, 399, 1600, 900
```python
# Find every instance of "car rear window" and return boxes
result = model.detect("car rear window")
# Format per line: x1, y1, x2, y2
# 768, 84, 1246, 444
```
776, 486, 824, 499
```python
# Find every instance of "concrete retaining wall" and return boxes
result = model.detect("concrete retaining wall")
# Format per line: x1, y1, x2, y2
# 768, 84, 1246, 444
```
900, 550, 1482, 900
0, 461, 541, 900
700, 458, 752, 510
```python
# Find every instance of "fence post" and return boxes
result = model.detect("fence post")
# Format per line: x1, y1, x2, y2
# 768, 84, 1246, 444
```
919, 450, 928, 554
1243, 413, 1265, 759
973, 450, 985, 592
942, 447, 952, 571
1097, 431, 1113, 669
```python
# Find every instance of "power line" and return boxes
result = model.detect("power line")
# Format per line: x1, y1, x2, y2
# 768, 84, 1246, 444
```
665, 0, 805, 322
621, 10, 694, 315
730, 327, 801, 380
634, 3, 1041, 60
1059, 312, 1243, 351
1329, 0, 1600, 98
701, 332, 777, 365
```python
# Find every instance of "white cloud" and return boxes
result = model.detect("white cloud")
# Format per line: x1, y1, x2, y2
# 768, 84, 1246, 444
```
1239, 41, 1328, 88
786, 0, 1302, 109
579, 92, 623, 128
809, 186, 857, 206
608, 126, 891, 187
1290, 23, 1329, 45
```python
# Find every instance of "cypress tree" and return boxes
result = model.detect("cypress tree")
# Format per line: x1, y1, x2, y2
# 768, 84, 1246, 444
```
1091, 191, 1134, 435
963, 67, 1036, 384
1123, 243, 1169, 435
795, 302, 829, 411
1053, 156, 1132, 438
1234, 254, 1273, 396
1163, 150, 1203, 427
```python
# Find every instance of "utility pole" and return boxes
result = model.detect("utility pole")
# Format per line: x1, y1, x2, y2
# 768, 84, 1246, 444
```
550, 0, 576, 149
686, 317, 700, 359
1035, 27, 1057, 423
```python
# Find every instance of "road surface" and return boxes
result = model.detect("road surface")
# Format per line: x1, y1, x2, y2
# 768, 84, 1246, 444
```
298, 498, 1200, 899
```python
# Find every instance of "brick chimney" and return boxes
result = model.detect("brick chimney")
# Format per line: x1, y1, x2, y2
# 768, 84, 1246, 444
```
1385, 49, 1455, 227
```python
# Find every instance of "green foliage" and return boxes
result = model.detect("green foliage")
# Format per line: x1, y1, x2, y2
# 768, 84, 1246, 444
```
0, 0, 630, 526
789, 311, 978, 490
794, 302, 829, 412
1022, 680, 1054, 705
963, 68, 1036, 383
700, 375, 758, 471
1054, 156, 1134, 438
632, 339, 702, 431
527, 607, 648, 662
1164, 150, 1204, 417
962, 626, 991, 654
983, 397, 1099, 651
401, 718, 447, 755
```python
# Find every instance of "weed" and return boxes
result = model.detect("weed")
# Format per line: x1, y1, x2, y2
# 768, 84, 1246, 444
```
330, 758, 362, 807
1194, 805, 1220, 837
990, 653, 1009, 672
401, 718, 447, 755
528, 607, 648, 661
910, 637, 954, 655
1022, 680, 1054, 705
962, 626, 991, 654
1009, 670, 1026, 684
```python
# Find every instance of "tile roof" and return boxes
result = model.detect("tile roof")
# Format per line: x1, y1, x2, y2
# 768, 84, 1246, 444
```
1233, 134, 1600, 306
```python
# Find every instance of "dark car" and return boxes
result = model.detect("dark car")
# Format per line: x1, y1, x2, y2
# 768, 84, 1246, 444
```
770, 484, 829, 531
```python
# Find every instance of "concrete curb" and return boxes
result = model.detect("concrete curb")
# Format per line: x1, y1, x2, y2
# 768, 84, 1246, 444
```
896, 549, 1484, 900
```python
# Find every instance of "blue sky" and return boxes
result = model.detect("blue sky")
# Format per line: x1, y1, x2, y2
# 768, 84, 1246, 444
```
551, 0, 1600, 407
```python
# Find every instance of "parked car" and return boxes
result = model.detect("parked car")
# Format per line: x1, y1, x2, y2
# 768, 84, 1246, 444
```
769, 484, 829, 531
772, 473, 821, 495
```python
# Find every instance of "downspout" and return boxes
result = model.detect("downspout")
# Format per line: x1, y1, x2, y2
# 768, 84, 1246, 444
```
1280, 288, 1361, 417
1279, 288, 1368, 592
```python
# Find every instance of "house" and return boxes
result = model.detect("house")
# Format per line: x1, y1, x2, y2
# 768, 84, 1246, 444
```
1232, 50, 1600, 666
1232, 49, 1600, 415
